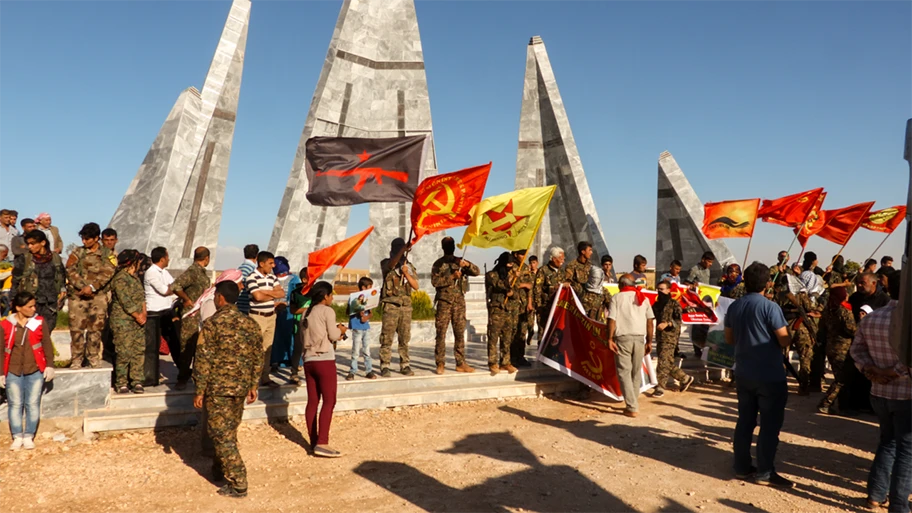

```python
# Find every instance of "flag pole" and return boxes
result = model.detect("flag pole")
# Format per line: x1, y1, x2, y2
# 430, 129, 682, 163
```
743, 234, 754, 266
864, 231, 894, 266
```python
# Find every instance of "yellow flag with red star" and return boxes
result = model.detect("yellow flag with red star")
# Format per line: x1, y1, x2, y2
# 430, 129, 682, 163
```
459, 186, 556, 251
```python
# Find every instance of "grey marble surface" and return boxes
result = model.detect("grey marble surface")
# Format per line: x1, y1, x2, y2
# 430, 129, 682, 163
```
514, 36, 611, 269
0, 365, 111, 422
655, 151, 735, 281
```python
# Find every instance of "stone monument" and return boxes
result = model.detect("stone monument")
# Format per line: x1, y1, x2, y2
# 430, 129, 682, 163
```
269, 0, 441, 289
514, 36, 610, 266
109, 0, 250, 269
655, 151, 735, 281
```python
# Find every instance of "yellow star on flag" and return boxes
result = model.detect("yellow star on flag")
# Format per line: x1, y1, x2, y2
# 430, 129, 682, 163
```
459, 186, 556, 251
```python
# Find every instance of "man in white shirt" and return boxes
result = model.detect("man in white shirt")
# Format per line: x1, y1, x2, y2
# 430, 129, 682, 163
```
143, 246, 178, 387
607, 274, 655, 418
0, 209, 19, 262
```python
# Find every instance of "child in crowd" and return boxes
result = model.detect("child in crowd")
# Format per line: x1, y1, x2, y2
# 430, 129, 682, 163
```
346, 277, 375, 380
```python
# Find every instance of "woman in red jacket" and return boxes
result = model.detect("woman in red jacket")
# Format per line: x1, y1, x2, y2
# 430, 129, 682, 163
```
2, 291, 55, 450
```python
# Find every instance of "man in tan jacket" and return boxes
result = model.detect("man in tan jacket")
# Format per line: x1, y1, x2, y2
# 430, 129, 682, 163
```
35, 213, 63, 254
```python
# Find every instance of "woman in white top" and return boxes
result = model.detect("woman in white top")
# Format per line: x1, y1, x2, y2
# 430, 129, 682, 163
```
301, 281, 346, 458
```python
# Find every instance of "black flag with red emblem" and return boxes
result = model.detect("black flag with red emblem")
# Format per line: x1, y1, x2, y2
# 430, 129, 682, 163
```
305, 135, 429, 207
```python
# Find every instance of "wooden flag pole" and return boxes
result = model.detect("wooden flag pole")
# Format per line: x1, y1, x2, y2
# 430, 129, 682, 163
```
864, 231, 894, 266
743, 234, 755, 266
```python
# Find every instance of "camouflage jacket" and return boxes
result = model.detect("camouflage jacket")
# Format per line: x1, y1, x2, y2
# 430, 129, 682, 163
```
507, 266, 533, 313
564, 258, 591, 297
195, 304, 263, 397
824, 305, 856, 349
66, 246, 115, 298
485, 270, 511, 311
11, 252, 65, 300
110, 269, 144, 327
533, 263, 563, 309
381, 259, 417, 307
779, 291, 821, 333
172, 262, 211, 304
431, 255, 479, 304
656, 299, 683, 344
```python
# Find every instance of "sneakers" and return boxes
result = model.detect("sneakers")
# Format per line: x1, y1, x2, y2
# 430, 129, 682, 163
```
652, 388, 665, 398
753, 472, 794, 488
21, 436, 35, 450
435, 364, 445, 375
489, 365, 500, 376
365, 371, 378, 380
503, 364, 518, 374
735, 465, 758, 480
455, 364, 475, 373
9, 436, 23, 451
400, 367, 415, 377
380, 369, 391, 378
313, 445, 342, 458
345, 373, 355, 381
680, 375, 695, 393
217, 484, 248, 498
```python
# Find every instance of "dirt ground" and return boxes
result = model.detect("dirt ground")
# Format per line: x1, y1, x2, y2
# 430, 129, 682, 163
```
0, 383, 881, 513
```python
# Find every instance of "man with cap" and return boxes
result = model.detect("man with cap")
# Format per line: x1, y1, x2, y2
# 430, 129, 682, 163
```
431, 237, 479, 374
486, 252, 518, 375
379, 238, 418, 377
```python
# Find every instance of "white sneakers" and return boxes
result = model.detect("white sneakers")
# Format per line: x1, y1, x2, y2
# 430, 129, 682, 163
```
9, 435, 35, 451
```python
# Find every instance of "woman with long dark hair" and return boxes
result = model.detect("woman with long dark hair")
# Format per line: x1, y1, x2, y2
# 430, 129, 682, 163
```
301, 281, 346, 457
1, 291, 55, 450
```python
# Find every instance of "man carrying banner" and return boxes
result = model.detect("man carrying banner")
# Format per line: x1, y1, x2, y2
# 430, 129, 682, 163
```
486, 252, 518, 376
431, 237, 479, 374
533, 247, 566, 340
379, 238, 418, 377
510, 250, 534, 367
607, 274, 655, 418
564, 241, 593, 299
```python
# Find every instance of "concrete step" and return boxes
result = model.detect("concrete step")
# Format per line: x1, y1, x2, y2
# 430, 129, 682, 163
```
84, 374, 579, 433
465, 291, 486, 301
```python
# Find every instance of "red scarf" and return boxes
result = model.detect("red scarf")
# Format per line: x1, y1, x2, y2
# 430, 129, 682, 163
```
620, 286, 647, 306
841, 301, 853, 311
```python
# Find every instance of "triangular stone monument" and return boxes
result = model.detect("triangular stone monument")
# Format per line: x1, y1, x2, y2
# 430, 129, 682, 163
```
655, 151, 736, 281
110, 0, 250, 269
514, 36, 610, 265
269, 0, 441, 288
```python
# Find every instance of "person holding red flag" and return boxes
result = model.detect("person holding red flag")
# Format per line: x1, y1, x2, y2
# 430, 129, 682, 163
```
431, 237, 480, 374
411, 163, 490, 244
759, 188, 825, 227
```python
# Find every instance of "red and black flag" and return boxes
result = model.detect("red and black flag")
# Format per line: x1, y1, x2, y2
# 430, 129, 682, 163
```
305, 135, 429, 207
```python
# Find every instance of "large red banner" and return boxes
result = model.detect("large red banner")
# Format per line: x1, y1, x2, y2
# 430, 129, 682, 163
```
537, 285, 656, 400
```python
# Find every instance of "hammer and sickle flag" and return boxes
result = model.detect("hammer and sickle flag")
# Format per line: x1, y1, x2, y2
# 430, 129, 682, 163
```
459, 186, 556, 251
861, 205, 907, 234
702, 198, 760, 239
410, 163, 491, 244
759, 187, 825, 228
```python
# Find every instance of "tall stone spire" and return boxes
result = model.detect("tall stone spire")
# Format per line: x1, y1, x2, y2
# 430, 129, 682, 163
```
269, 0, 440, 287
110, 0, 250, 268
514, 36, 610, 265
655, 151, 736, 280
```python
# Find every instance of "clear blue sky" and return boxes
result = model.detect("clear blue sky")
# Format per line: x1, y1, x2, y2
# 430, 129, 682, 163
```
1, 1, 909, 272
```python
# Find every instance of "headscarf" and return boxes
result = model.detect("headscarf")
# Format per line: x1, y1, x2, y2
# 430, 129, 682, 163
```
799, 269, 824, 296
652, 285, 671, 317
720, 263, 743, 296
35, 212, 51, 222
494, 252, 515, 278
183, 269, 243, 319
584, 265, 605, 294
274, 256, 290, 276
831, 255, 845, 275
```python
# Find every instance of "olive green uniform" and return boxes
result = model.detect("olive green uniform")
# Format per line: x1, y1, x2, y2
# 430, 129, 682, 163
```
533, 263, 563, 335
379, 261, 417, 372
431, 255, 479, 367
509, 265, 533, 365
171, 262, 211, 382
110, 269, 146, 388
66, 246, 115, 368
485, 269, 514, 368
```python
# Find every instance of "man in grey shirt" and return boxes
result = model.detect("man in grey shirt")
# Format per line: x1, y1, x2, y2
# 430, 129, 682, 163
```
607, 274, 655, 418
686, 251, 715, 287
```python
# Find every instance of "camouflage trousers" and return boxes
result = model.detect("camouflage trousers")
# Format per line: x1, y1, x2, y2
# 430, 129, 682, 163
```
435, 299, 466, 367
111, 322, 144, 388
487, 307, 516, 367
69, 295, 108, 368
791, 326, 815, 390
655, 334, 688, 389
177, 317, 200, 383
581, 291, 604, 321
379, 304, 411, 371
819, 340, 853, 409
206, 395, 247, 490
511, 309, 532, 364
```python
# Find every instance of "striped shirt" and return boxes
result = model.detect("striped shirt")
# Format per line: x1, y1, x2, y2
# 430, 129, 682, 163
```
851, 302, 911, 400
236, 260, 257, 314
244, 269, 279, 315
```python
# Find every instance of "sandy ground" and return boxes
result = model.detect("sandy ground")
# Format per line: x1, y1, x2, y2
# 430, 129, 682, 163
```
0, 383, 880, 513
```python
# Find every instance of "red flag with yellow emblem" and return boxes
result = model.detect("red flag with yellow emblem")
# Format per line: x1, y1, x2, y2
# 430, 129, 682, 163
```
816, 202, 876, 246
860, 205, 907, 234
702, 198, 761, 239
759, 188, 825, 228
410, 163, 491, 244
795, 193, 827, 248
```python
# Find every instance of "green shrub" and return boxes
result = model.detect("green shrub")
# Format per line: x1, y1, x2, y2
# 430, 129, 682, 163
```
56, 311, 69, 329
410, 290, 436, 320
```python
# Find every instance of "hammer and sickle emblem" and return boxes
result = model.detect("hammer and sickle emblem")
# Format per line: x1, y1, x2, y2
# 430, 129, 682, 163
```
417, 183, 456, 227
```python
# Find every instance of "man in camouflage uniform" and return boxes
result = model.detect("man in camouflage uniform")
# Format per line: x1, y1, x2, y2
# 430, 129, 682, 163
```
12, 229, 65, 330
776, 277, 822, 395
109, 250, 146, 393
817, 291, 857, 413
379, 238, 418, 377
533, 247, 566, 338
509, 250, 534, 367
66, 223, 115, 368
581, 265, 607, 320
564, 241, 594, 299
486, 252, 517, 376
652, 280, 694, 397
431, 237, 479, 374
172, 247, 212, 389
193, 281, 263, 498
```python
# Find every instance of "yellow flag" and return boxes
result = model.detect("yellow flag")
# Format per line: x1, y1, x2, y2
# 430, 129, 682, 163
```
459, 186, 556, 251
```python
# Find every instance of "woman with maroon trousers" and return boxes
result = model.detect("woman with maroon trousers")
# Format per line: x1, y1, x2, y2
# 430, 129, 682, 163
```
2, 291, 55, 450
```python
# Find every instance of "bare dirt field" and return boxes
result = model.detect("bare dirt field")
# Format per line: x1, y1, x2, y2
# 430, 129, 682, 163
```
1, 383, 879, 513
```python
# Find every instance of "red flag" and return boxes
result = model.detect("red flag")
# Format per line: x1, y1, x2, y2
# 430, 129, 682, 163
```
795, 193, 827, 248
410, 163, 491, 244
306, 226, 374, 289
816, 202, 876, 246
702, 199, 761, 239
860, 205, 907, 234
759, 188, 825, 228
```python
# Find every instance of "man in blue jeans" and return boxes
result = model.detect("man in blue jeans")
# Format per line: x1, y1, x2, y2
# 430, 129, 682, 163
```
724, 262, 794, 488
850, 273, 910, 512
